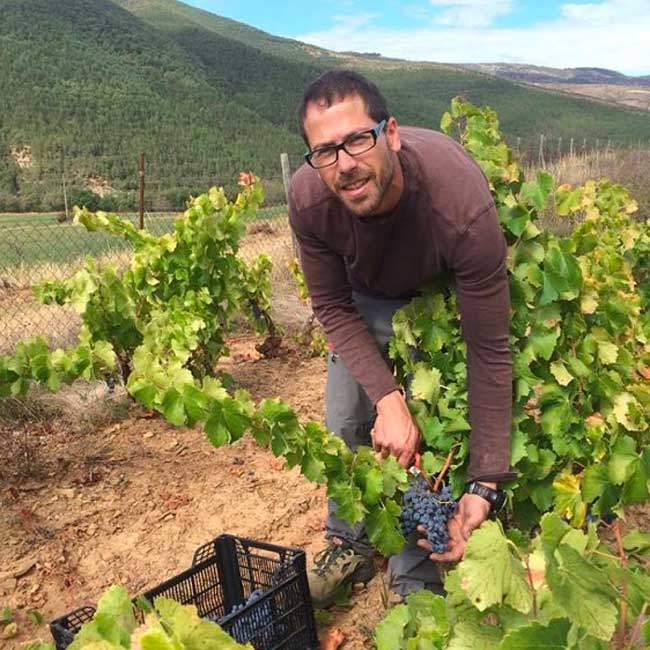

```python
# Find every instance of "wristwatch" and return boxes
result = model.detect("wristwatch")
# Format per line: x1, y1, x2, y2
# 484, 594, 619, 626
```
466, 481, 507, 514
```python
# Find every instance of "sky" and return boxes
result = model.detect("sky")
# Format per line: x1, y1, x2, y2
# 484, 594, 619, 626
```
183, 0, 650, 76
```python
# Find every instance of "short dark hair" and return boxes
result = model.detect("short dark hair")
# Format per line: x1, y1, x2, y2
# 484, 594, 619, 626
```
299, 70, 390, 146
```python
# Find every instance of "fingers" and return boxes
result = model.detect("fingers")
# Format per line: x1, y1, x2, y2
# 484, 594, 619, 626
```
397, 447, 414, 468
416, 534, 464, 563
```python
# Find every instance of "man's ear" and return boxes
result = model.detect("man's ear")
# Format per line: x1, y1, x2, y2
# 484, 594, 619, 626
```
385, 116, 401, 153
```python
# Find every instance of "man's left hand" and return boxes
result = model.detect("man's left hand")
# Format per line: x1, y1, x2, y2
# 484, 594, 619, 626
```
416, 492, 491, 563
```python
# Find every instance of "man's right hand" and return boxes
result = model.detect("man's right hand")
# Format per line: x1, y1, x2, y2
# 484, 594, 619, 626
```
372, 389, 421, 467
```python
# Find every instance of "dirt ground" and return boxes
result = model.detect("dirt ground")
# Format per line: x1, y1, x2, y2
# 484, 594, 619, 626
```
0, 335, 388, 650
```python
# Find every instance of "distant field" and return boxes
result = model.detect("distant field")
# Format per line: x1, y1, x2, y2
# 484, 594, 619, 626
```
0, 207, 287, 272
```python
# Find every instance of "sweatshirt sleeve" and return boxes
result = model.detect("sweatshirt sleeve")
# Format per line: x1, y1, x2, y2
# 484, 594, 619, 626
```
289, 201, 399, 405
449, 203, 516, 482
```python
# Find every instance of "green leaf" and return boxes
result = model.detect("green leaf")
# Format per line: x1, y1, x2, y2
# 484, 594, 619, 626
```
545, 545, 618, 641
160, 387, 186, 426
375, 603, 410, 650
448, 621, 502, 650
607, 435, 638, 484
328, 481, 367, 525
205, 405, 230, 448
69, 585, 136, 650
27, 609, 44, 625
221, 398, 250, 441
529, 326, 560, 361
366, 500, 405, 556
410, 364, 441, 404
499, 618, 571, 649
380, 456, 408, 498
622, 529, 650, 555
300, 449, 325, 483
361, 467, 384, 507
457, 521, 533, 613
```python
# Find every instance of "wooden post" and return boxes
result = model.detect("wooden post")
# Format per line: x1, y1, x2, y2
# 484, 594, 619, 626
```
557, 136, 562, 159
538, 134, 545, 168
280, 153, 299, 258
139, 152, 145, 230
62, 173, 69, 222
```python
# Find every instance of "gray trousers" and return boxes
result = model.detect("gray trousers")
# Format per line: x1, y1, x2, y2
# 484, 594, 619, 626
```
324, 292, 443, 596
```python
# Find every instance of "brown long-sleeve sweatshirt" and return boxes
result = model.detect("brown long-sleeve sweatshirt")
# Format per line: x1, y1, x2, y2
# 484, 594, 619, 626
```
288, 126, 513, 482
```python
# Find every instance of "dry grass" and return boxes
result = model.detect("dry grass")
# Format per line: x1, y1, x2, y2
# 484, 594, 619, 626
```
533, 82, 650, 111
527, 147, 650, 234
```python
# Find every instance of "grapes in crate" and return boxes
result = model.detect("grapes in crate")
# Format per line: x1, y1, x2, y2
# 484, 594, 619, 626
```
400, 479, 457, 554
229, 588, 283, 644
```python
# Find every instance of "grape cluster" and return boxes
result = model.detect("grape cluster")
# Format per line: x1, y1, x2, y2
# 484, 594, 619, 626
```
400, 479, 457, 554
228, 588, 283, 644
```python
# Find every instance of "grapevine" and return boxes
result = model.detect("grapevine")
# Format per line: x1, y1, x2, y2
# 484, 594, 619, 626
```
1, 98, 648, 576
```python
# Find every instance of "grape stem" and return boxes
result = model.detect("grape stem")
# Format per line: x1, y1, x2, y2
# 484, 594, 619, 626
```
432, 443, 460, 492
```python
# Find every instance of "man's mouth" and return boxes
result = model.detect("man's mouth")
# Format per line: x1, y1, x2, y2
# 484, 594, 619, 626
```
339, 177, 370, 197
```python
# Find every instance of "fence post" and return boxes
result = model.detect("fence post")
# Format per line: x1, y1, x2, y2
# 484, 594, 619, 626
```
538, 134, 545, 168
569, 137, 574, 157
280, 153, 299, 258
139, 152, 145, 230
62, 173, 69, 222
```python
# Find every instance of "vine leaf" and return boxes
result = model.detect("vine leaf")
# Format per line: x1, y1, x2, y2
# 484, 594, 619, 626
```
498, 618, 571, 649
365, 499, 403, 557
447, 621, 502, 650
545, 545, 618, 641
457, 521, 533, 614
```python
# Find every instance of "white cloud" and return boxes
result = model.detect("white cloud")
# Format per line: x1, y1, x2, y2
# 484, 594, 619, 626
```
293, 0, 650, 75
428, 0, 514, 28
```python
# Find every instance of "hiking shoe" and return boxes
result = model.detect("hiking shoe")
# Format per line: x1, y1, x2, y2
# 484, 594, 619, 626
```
308, 543, 375, 609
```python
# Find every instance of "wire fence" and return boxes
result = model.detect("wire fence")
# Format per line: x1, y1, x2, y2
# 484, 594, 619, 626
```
2, 139, 649, 356
0, 154, 307, 356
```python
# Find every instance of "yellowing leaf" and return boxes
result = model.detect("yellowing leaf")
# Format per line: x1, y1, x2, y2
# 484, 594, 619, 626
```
580, 290, 599, 314
552, 473, 586, 527
550, 361, 573, 387
612, 392, 640, 431
597, 340, 618, 365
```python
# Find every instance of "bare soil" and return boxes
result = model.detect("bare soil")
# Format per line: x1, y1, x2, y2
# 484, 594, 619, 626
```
0, 336, 387, 650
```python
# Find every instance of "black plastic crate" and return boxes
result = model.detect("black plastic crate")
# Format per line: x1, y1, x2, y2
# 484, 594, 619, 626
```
50, 534, 319, 650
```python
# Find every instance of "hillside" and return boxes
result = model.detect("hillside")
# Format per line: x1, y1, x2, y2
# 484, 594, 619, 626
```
460, 63, 650, 86
1, 0, 650, 212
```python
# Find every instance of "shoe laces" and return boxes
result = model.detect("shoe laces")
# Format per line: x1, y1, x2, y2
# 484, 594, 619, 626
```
312, 543, 353, 577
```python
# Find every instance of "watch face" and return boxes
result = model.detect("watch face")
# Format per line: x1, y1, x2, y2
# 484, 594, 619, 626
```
492, 490, 507, 512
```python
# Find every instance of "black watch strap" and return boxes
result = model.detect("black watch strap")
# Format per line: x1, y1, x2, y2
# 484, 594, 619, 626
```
466, 481, 506, 513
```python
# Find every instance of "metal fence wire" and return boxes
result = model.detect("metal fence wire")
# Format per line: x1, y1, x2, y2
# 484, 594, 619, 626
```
0, 202, 300, 356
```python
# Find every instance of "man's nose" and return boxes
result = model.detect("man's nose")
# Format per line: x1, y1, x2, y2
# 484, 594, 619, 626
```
337, 148, 358, 173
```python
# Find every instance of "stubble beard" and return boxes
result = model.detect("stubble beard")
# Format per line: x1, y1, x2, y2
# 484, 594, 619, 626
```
336, 156, 396, 218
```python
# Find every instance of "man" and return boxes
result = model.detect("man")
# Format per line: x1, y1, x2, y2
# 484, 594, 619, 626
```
288, 70, 514, 607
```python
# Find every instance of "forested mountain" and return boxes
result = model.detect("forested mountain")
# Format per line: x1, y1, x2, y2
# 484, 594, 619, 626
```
1, 0, 649, 212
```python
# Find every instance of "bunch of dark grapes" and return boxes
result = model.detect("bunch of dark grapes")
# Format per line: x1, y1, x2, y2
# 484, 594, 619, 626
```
228, 588, 284, 643
400, 479, 457, 554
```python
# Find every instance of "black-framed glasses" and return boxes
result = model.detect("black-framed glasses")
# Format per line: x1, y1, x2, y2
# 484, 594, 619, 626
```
304, 119, 387, 169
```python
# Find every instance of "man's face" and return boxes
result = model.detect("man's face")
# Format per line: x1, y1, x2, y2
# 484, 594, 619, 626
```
303, 95, 402, 217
